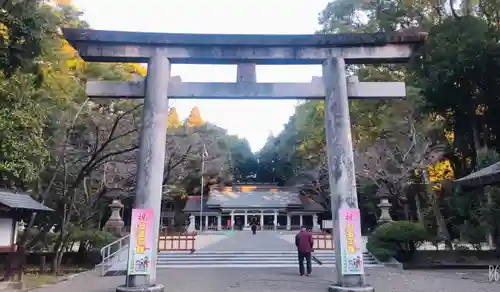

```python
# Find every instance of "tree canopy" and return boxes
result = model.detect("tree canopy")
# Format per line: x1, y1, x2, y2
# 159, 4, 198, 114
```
256, 0, 500, 245
0, 0, 258, 272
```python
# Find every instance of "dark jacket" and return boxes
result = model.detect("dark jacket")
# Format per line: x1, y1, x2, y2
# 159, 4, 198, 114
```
295, 230, 314, 253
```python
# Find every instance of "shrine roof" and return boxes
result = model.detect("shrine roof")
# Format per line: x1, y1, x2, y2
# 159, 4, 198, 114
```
205, 185, 301, 209
454, 161, 500, 187
63, 28, 426, 48
299, 196, 324, 212
0, 190, 53, 212
183, 196, 211, 213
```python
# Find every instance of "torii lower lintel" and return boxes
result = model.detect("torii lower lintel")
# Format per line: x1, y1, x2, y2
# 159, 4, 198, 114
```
85, 78, 406, 100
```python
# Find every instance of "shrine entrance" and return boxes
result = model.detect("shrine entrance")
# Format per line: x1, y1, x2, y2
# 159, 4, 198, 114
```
63, 28, 425, 292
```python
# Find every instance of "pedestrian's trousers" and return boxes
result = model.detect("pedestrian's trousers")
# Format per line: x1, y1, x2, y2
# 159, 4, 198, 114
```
298, 252, 312, 275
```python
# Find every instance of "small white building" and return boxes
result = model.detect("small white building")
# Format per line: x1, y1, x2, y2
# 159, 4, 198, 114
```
0, 190, 53, 253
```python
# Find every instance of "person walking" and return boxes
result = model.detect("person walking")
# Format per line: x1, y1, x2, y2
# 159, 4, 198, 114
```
295, 226, 313, 276
251, 222, 257, 235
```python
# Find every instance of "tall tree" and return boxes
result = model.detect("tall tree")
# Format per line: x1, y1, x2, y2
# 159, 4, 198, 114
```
227, 135, 258, 183
411, 15, 500, 174
186, 106, 205, 128
167, 107, 181, 129
0, 0, 49, 79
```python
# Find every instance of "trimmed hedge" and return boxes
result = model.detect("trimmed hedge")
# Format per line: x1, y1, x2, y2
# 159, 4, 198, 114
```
367, 221, 429, 262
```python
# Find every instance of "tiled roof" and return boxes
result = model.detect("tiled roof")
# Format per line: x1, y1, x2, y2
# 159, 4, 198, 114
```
299, 196, 325, 212
0, 190, 53, 212
207, 186, 301, 208
454, 161, 500, 187
183, 196, 210, 212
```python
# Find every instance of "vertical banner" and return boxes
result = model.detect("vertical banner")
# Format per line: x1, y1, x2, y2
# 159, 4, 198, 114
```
128, 208, 154, 275
338, 208, 364, 275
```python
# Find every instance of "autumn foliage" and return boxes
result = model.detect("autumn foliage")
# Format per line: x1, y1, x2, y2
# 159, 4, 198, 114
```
186, 106, 205, 128
167, 107, 181, 129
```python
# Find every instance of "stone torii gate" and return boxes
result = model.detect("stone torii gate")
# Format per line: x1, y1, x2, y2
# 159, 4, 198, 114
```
63, 28, 425, 292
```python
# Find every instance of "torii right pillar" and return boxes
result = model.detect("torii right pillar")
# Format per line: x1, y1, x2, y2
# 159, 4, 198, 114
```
321, 43, 423, 291
323, 56, 370, 291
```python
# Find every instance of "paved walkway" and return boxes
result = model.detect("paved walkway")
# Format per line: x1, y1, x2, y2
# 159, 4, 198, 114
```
199, 231, 295, 251
194, 233, 228, 249
32, 268, 500, 292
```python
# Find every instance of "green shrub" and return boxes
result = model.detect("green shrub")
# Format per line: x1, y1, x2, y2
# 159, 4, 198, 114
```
72, 229, 117, 249
367, 221, 429, 262
18, 228, 59, 251
366, 239, 393, 262
90, 230, 117, 248
459, 222, 487, 250
454, 244, 470, 250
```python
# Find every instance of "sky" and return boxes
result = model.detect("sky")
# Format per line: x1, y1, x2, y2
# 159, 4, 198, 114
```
71, 0, 330, 152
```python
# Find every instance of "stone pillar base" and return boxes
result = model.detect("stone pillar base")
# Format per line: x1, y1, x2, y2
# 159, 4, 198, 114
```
116, 284, 164, 292
328, 285, 374, 292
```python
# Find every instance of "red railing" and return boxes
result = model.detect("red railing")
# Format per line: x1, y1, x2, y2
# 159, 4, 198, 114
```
312, 233, 334, 250
158, 230, 196, 252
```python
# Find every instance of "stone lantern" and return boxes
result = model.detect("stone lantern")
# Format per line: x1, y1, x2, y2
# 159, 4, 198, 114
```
17, 220, 26, 233
377, 187, 393, 223
104, 199, 125, 237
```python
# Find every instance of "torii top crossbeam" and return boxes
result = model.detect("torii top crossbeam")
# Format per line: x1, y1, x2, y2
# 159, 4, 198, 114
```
62, 28, 426, 64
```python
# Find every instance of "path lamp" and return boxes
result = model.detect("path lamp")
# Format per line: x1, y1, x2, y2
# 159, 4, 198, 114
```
199, 142, 208, 232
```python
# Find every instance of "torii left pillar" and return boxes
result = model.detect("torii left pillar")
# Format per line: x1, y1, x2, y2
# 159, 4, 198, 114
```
120, 49, 169, 292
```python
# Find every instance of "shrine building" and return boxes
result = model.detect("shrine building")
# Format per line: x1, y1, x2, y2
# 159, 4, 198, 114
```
183, 184, 325, 231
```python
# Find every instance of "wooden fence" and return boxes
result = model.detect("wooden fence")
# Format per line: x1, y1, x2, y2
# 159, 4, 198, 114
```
157, 230, 196, 252
312, 233, 334, 250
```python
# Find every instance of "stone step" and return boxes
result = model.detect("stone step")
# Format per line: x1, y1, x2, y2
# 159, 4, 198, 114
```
159, 250, 371, 256
157, 260, 378, 267
157, 259, 378, 264
157, 254, 376, 260
156, 254, 377, 259
158, 255, 372, 261
156, 263, 381, 268
158, 250, 368, 254
160, 250, 339, 254
155, 251, 381, 269
160, 250, 340, 254
103, 252, 381, 275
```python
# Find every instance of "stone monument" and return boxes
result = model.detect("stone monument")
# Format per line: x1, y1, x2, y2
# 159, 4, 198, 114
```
187, 214, 196, 233
104, 199, 125, 237
63, 27, 426, 292
17, 220, 26, 233
378, 196, 393, 223
312, 214, 321, 232
376, 187, 393, 223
